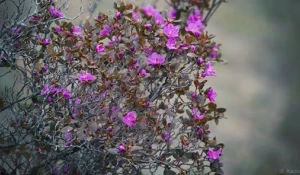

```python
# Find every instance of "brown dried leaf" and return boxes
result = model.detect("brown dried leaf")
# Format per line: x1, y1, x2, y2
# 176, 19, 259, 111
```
0, 97, 4, 109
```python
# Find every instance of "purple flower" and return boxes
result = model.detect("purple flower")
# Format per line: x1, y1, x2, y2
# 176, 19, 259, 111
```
118, 145, 126, 152
139, 69, 147, 77
11, 27, 21, 35
65, 140, 72, 147
42, 38, 51, 46
29, 16, 42, 23
122, 111, 137, 126
210, 44, 219, 59
64, 132, 72, 141
201, 62, 216, 78
207, 148, 222, 162
0, 56, 7, 62
99, 25, 112, 37
54, 26, 62, 33
41, 84, 51, 95
190, 45, 196, 52
95, 44, 105, 53
192, 108, 205, 120
169, 8, 177, 20
68, 55, 74, 62
187, 7, 202, 24
107, 126, 113, 132
47, 96, 53, 103
50, 87, 58, 94
61, 88, 72, 99
191, 91, 197, 98
142, 5, 164, 25
163, 23, 180, 38
166, 38, 177, 50
62, 165, 69, 174
196, 127, 203, 135
78, 71, 96, 83
72, 26, 82, 37
197, 57, 204, 65
49, 6, 63, 18
147, 52, 165, 66
130, 46, 135, 52
41, 65, 48, 73
37, 35, 51, 46
115, 11, 121, 19
207, 88, 217, 103
75, 98, 81, 104
162, 131, 170, 142
145, 23, 152, 30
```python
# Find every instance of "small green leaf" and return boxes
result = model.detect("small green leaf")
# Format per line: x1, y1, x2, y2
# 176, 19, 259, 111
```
54, 20, 60, 26
164, 170, 176, 175
31, 96, 38, 103
216, 108, 226, 113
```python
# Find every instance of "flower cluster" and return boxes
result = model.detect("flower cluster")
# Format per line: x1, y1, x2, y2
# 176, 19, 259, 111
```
0, 0, 227, 174
185, 7, 205, 37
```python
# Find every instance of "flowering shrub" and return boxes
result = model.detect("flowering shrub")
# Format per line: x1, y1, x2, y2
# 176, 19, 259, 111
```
0, 0, 227, 174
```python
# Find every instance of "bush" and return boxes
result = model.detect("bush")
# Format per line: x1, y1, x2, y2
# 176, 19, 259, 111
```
0, 0, 227, 174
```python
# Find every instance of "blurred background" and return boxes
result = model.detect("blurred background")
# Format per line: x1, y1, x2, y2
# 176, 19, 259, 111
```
1, 0, 300, 174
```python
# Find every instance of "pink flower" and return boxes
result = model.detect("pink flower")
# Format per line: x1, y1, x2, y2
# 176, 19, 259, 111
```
139, 69, 147, 77
187, 7, 202, 24
95, 44, 105, 53
207, 148, 222, 162
115, 11, 121, 19
122, 111, 137, 126
147, 52, 165, 66
99, 25, 112, 36
166, 38, 177, 50
142, 5, 164, 25
201, 62, 216, 78
207, 88, 217, 103
78, 72, 96, 83
185, 8, 205, 36
163, 23, 180, 38
185, 23, 205, 37
49, 6, 63, 18
118, 145, 126, 152
72, 26, 82, 37
192, 108, 205, 120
